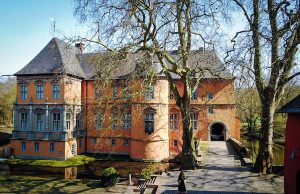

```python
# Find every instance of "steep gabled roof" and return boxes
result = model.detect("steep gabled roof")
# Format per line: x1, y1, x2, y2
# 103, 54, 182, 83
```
15, 38, 232, 80
278, 94, 300, 113
79, 50, 232, 80
14, 38, 86, 78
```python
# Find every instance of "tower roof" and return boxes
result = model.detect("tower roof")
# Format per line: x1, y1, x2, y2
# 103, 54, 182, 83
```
14, 38, 86, 78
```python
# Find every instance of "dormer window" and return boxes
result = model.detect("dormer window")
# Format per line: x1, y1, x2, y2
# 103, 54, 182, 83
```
52, 84, 60, 99
20, 85, 28, 100
36, 85, 44, 99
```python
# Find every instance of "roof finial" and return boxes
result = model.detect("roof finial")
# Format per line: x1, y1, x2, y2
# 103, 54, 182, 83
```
49, 17, 56, 37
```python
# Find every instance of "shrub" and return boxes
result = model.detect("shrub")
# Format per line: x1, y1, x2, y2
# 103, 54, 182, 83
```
141, 163, 156, 180
101, 167, 119, 187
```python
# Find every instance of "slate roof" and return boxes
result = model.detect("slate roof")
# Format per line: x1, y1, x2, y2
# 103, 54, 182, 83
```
15, 38, 232, 80
278, 94, 300, 113
14, 38, 86, 78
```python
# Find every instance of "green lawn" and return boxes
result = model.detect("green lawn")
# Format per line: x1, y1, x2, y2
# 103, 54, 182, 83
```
7, 155, 96, 167
0, 175, 128, 194
200, 141, 208, 153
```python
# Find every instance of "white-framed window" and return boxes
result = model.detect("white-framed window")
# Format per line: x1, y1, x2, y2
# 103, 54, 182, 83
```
208, 106, 214, 114
112, 86, 118, 99
208, 93, 214, 100
36, 113, 44, 131
124, 138, 129, 146
94, 112, 103, 129
112, 112, 118, 129
20, 85, 28, 100
170, 113, 179, 130
122, 112, 131, 129
34, 142, 39, 152
111, 138, 116, 146
191, 113, 198, 130
145, 113, 154, 134
36, 85, 44, 99
66, 112, 71, 130
145, 85, 154, 100
49, 142, 55, 152
20, 112, 28, 130
21, 142, 26, 151
191, 88, 198, 100
174, 140, 178, 146
52, 84, 60, 99
52, 113, 61, 131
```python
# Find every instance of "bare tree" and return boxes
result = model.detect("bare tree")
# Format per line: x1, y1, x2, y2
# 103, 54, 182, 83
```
74, 0, 228, 169
227, 0, 300, 173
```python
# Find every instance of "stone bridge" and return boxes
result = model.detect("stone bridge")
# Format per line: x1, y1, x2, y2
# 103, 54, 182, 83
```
156, 141, 283, 194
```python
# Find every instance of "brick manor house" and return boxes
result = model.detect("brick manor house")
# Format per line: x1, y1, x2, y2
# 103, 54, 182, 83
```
10, 38, 240, 160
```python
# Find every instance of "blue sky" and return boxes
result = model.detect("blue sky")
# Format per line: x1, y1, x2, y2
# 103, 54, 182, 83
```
0, 1, 245, 77
0, 0, 85, 76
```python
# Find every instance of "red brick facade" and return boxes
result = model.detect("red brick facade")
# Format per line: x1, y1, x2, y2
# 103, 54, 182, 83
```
10, 38, 240, 161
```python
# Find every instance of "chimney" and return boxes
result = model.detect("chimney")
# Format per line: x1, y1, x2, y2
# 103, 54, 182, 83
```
75, 42, 85, 53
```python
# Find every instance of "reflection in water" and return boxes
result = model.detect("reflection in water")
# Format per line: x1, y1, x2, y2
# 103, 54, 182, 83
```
0, 161, 179, 179
241, 137, 284, 166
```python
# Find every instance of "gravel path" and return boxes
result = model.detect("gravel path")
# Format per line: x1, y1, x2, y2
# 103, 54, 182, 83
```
156, 141, 284, 194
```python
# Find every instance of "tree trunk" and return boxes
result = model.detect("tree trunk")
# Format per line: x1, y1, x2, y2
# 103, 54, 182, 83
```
254, 102, 274, 173
180, 102, 198, 170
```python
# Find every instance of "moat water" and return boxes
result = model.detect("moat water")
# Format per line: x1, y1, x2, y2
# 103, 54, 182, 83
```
0, 161, 179, 179
241, 137, 285, 166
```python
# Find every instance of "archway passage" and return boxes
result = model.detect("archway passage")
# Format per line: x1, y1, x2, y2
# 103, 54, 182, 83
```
210, 123, 225, 141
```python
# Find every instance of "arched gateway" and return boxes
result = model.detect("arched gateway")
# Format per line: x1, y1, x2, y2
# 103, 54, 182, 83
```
209, 122, 227, 141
